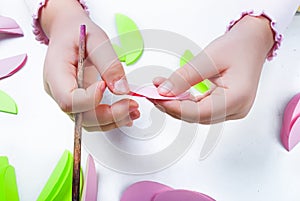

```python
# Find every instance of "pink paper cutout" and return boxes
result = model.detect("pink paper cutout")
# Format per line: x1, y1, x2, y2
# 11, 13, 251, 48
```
120, 181, 173, 201
282, 117, 300, 152
153, 190, 216, 201
81, 155, 98, 201
129, 84, 191, 100
280, 93, 300, 151
120, 181, 216, 201
0, 54, 27, 80
0, 16, 23, 36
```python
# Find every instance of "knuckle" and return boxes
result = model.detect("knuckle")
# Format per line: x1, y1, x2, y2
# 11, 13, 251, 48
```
103, 105, 113, 117
43, 82, 51, 95
58, 99, 73, 113
237, 111, 249, 119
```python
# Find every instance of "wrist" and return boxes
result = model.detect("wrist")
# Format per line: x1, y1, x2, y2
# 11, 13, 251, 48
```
229, 15, 274, 60
40, 0, 88, 38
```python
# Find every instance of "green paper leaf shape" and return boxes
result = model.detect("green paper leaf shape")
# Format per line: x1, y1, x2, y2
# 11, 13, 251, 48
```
180, 50, 210, 93
37, 150, 83, 201
0, 90, 18, 114
0, 157, 20, 201
114, 13, 144, 65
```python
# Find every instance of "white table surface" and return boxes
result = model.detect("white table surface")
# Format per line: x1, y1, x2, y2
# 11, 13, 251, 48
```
1, 1, 300, 200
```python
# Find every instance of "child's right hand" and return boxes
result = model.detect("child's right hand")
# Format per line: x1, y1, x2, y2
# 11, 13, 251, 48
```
40, 0, 140, 131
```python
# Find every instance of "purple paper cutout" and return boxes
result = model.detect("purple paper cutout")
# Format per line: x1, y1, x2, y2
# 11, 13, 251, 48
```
120, 181, 216, 201
0, 54, 27, 80
120, 181, 173, 201
153, 190, 216, 201
81, 155, 98, 201
0, 16, 23, 36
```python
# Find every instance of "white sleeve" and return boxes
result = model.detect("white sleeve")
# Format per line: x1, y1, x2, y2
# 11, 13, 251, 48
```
228, 0, 300, 60
248, 0, 299, 36
23, 0, 44, 16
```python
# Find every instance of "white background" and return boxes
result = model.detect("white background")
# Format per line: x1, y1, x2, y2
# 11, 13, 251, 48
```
1, 0, 300, 200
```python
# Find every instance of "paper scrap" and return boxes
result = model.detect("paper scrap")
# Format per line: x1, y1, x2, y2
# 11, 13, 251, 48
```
114, 13, 144, 65
180, 50, 210, 93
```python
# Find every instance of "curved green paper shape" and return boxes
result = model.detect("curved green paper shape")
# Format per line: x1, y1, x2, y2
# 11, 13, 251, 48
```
112, 44, 126, 62
0, 90, 18, 114
0, 156, 9, 169
0, 158, 20, 201
37, 150, 71, 201
114, 13, 144, 65
180, 50, 210, 93
37, 150, 83, 201
180, 50, 194, 67
193, 80, 210, 93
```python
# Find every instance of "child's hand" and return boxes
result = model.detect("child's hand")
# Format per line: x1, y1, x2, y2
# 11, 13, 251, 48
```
40, 0, 140, 131
153, 15, 274, 124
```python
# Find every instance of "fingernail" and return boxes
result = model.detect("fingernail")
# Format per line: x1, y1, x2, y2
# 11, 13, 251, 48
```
129, 105, 138, 112
158, 80, 173, 95
152, 77, 161, 85
126, 121, 133, 127
114, 78, 130, 94
129, 101, 139, 112
130, 110, 140, 120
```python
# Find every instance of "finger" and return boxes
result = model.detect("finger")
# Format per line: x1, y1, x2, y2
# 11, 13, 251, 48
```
81, 99, 139, 127
84, 110, 140, 132
84, 119, 133, 132
83, 65, 100, 87
153, 76, 166, 87
153, 76, 213, 102
86, 27, 129, 95
154, 87, 233, 124
156, 50, 219, 96
45, 59, 106, 113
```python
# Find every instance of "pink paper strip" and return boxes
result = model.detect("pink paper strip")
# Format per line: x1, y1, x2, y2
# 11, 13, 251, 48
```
129, 84, 191, 100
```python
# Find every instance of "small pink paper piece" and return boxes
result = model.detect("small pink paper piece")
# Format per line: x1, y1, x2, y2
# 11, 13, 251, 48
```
81, 155, 98, 201
120, 181, 173, 201
0, 16, 23, 36
0, 54, 27, 80
153, 190, 216, 201
129, 84, 191, 100
280, 93, 300, 151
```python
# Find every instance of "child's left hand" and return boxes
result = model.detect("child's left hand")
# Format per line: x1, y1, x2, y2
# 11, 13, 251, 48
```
152, 15, 274, 124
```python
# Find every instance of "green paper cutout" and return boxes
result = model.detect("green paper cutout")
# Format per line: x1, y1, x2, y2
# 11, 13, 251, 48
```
112, 44, 126, 62
0, 90, 18, 114
0, 158, 20, 201
36, 150, 71, 201
180, 50, 194, 67
180, 50, 210, 93
114, 13, 144, 65
0, 156, 9, 169
37, 150, 83, 201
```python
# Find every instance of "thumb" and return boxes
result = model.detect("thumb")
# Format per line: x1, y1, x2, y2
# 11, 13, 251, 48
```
47, 78, 106, 114
156, 50, 218, 96
86, 28, 129, 95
